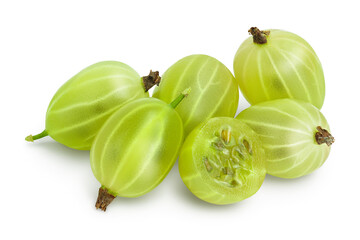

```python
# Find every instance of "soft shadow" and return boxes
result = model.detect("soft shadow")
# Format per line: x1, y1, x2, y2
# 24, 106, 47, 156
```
110, 193, 154, 207
264, 173, 317, 185
25, 138, 90, 162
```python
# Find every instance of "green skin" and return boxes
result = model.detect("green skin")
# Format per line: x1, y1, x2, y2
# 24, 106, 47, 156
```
179, 117, 266, 205
26, 61, 149, 150
233, 28, 325, 109
90, 91, 188, 203
153, 54, 239, 137
236, 99, 333, 179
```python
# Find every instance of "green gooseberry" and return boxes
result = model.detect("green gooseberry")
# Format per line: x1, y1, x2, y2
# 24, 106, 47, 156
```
236, 99, 334, 178
25, 61, 160, 150
234, 27, 325, 109
153, 54, 239, 136
91, 88, 190, 211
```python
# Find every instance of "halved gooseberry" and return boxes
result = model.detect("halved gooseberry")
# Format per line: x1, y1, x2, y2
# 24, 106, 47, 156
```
179, 117, 266, 205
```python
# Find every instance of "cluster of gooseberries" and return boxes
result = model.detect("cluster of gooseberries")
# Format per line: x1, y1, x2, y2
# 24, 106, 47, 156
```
26, 27, 334, 211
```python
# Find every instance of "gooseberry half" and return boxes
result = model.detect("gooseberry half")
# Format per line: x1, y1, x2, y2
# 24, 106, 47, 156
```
179, 117, 266, 205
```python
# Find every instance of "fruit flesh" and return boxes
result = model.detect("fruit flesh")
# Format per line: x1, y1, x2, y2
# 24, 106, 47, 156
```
179, 117, 266, 205
233, 29, 325, 109
236, 99, 332, 178
45, 61, 148, 150
153, 54, 239, 136
90, 98, 183, 198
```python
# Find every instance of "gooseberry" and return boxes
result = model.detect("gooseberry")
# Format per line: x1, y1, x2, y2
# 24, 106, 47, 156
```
91, 88, 190, 211
236, 99, 334, 178
25, 61, 160, 150
233, 27, 325, 109
178, 117, 266, 205
153, 54, 239, 136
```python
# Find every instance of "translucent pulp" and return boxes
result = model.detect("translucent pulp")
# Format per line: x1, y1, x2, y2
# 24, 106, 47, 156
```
204, 128, 254, 188
179, 117, 266, 205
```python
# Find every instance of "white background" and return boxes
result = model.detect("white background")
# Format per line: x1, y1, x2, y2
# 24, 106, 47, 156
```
1, 0, 359, 239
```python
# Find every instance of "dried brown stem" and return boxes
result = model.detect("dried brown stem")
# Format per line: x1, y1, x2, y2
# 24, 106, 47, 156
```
95, 187, 116, 212
248, 27, 270, 44
142, 70, 161, 92
315, 126, 335, 146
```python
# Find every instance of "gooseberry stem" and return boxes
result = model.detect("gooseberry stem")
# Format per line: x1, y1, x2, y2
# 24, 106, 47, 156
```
142, 70, 161, 92
95, 187, 116, 212
315, 126, 335, 146
169, 87, 191, 109
25, 130, 48, 142
248, 27, 270, 44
